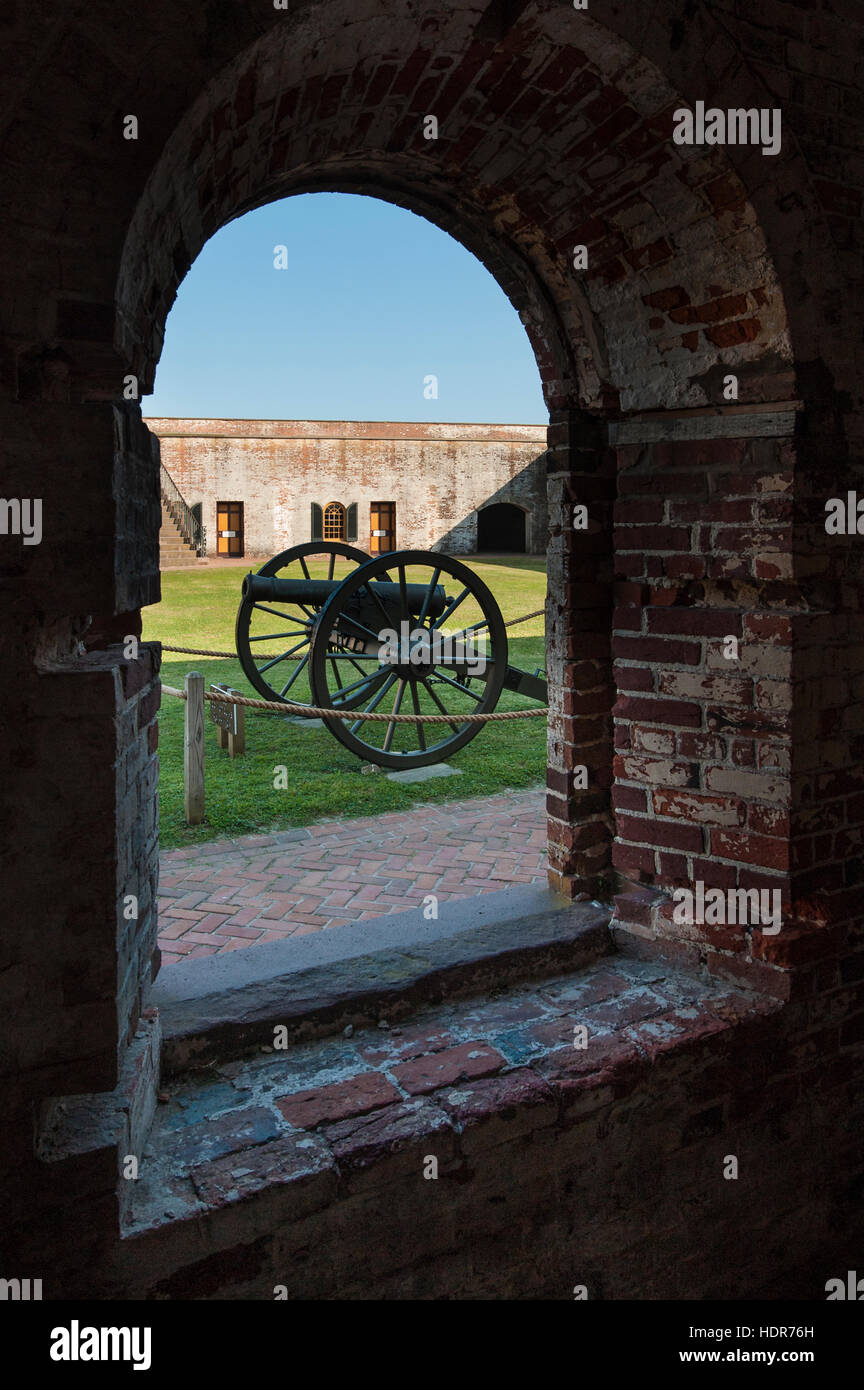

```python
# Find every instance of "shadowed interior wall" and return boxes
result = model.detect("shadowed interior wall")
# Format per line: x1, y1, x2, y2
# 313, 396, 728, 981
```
1, 0, 863, 1297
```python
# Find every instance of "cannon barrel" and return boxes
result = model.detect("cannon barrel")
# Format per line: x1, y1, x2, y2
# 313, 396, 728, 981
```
243, 571, 448, 618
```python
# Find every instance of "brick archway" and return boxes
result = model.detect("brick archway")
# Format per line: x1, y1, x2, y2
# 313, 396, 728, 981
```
109, 0, 827, 926
115, 4, 802, 413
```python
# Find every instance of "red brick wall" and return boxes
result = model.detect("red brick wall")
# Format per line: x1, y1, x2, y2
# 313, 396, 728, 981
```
611, 428, 794, 909
546, 409, 615, 897
601, 402, 864, 980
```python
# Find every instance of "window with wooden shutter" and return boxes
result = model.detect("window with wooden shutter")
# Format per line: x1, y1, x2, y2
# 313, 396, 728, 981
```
346, 502, 358, 542
311, 502, 323, 540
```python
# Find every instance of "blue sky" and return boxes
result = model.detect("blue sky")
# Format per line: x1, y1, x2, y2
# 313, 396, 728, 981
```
147, 192, 547, 424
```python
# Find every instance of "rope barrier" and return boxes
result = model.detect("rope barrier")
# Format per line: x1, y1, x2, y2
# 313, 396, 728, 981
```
501, 607, 545, 628
159, 607, 546, 660
157, 608, 548, 723
163, 645, 248, 658
162, 683, 548, 723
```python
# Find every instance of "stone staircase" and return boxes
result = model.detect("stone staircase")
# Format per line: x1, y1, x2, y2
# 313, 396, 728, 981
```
159, 505, 201, 568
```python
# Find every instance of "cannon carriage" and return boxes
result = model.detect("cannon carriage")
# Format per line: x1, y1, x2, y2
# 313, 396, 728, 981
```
235, 541, 546, 769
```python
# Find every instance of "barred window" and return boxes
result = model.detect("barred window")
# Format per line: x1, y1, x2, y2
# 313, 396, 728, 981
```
323, 501, 346, 541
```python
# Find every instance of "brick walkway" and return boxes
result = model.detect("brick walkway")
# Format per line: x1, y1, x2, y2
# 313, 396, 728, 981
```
158, 788, 547, 965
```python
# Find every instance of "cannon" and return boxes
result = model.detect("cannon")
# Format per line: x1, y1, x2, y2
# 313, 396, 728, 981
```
235, 541, 546, 769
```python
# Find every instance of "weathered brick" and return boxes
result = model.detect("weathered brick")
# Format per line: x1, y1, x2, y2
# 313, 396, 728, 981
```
629, 726, 673, 756
616, 814, 703, 853
276, 1073, 401, 1128
391, 1042, 505, 1095
616, 754, 697, 787
710, 830, 790, 870
435, 1070, 557, 1151
322, 1098, 456, 1175
652, 789, 745, 827
614, 524, 691, 551
659, 672, 752, 706
612, 784, 648, 813
704, 767, 788, 803
614, 636, 701, 664
648, 610, 743, 637
189, 1131, 336, 1209
613, 695, 702, 727
612, 842, 656, 877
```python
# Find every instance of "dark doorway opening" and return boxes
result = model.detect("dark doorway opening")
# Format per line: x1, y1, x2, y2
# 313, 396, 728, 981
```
477, 502, 526, 553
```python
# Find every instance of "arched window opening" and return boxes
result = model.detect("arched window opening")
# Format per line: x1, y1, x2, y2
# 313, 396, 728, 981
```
323, 501, 346, 541
141, 191, 551, 967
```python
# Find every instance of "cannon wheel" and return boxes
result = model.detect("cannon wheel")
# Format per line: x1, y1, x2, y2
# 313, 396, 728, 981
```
309, 550, 508, 769
235, 541, 388, 709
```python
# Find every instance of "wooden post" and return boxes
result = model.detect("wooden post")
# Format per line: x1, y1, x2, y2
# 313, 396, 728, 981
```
184, 671, 205, 825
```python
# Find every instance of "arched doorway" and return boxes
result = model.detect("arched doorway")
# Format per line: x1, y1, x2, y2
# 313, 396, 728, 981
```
477, 502, 526, 553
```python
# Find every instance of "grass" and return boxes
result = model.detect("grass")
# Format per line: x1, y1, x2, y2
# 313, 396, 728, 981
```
142, 557, 548, 850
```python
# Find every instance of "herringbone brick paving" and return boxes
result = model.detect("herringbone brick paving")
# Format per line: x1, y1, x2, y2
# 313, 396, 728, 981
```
158, 788, 546, 964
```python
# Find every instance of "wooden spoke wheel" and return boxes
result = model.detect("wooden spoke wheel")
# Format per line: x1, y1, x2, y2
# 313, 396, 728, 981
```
235, 541, 388, 709
308, 550, 508, 768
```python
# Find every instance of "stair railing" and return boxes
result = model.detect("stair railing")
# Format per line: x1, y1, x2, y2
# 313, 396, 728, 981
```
160, 464, 206, 556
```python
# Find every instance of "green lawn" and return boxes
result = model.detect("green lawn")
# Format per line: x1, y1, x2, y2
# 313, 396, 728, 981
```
142, 557, 548, 849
